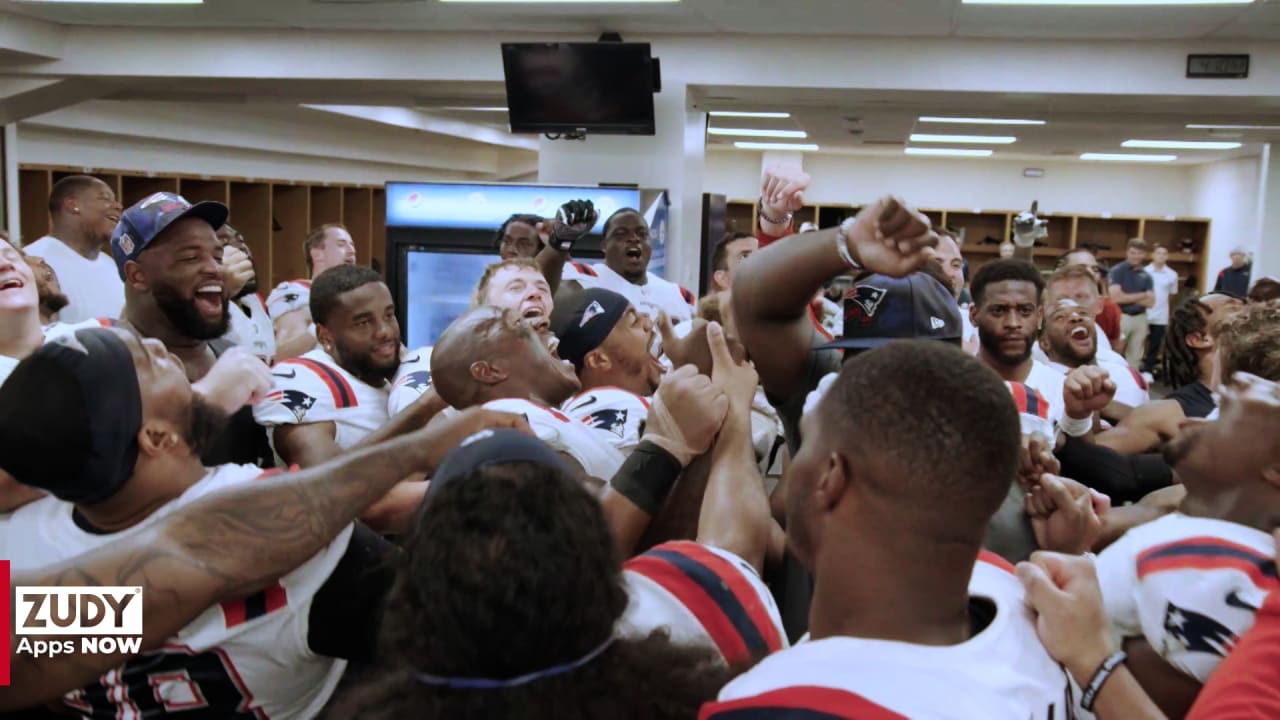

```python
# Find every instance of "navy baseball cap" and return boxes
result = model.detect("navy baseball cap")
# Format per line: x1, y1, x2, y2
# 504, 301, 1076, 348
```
111, 192, 228, 280
424, 428, 575, 507
552, 288, 631, 371
816, 272, 963, 351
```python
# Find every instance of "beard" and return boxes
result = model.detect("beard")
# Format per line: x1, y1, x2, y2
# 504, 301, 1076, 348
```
153, 283, 230, 340
333, 337, 400, 385
978, 329, 1033, 367
1045, 334, 1095, 367
185, 394, 230, 459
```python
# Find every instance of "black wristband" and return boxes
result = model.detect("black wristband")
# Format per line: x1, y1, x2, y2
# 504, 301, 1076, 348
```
1081, 651, 1127, 712
609, 440, 682, 515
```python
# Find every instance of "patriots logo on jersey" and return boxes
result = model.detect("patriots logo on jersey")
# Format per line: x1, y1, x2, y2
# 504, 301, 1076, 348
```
844, 285, 887, 324
1162, 601, 1238, 659
587, 408, 629, 438
397, 370, 432, 391
265, 389, 317, 423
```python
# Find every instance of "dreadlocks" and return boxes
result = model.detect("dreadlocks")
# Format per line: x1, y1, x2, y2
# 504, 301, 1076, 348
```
1161, 298, 1211, 389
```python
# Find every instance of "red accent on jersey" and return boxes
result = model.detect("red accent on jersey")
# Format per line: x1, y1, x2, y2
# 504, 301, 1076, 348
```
570, 262, 598, 277
221, 583, 289, 629
700, 685, 909, 720
295, 280, 312, 289
1008, 382, 1050, 420
680, 286, 697, 307
1128, 366, 1149, 391
978, 550, 1018, 576
625, 541, 783, 667
1137, 536, 1280, 592
808, 306, 834, 341
95, 318, 119, 328
279, 358, 358, 408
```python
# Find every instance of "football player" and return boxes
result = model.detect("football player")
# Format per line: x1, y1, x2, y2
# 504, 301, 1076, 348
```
702, 342, 1080, 719
267, 223, 357, 359
216, 222, 274, 364
0, 326, 389, 719
575, 208, 697, 325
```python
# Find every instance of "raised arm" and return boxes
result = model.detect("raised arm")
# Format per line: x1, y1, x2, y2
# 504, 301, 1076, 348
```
733, 196, 936, 397
695, 322, 772, 574
0, 408, 528, 712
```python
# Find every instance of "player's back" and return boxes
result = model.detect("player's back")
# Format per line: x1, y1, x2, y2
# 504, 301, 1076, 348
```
701, 556, 1078, 720
1, 464, 355, 719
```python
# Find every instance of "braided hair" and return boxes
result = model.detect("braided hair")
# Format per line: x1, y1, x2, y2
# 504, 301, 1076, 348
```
1161, 298, 1211, 389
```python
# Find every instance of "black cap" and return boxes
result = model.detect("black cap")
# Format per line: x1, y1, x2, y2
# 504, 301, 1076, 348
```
424, 428, 575, 506
0, 328, 143, 503
816, 272, 962, 351
552, 288, 630, 371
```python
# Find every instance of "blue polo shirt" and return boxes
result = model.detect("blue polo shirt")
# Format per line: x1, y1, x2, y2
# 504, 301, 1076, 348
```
1108, 262, 1153, 316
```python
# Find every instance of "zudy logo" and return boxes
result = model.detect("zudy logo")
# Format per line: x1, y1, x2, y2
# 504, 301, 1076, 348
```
8, 582, 144, 664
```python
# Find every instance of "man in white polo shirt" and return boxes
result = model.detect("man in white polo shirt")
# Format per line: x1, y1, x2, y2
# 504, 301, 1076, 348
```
1143, 243, 1179, 380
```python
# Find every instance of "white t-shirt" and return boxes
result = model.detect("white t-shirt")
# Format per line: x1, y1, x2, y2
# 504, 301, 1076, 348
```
577, 264, 696, 325
1144, 264, 1180, 325
22, 236, 124, 324
705, 554, 1082, 720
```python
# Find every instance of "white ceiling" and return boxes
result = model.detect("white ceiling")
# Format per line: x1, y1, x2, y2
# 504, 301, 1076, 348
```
1, 0, 1280, 40
693, 87, 1280, 164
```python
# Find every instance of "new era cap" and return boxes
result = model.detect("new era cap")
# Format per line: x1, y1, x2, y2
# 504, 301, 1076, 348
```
816, 272, 962, 351
111, 192, 228, 280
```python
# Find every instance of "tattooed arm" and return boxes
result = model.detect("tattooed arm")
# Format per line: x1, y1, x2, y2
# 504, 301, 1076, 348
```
0, 408, 528, 712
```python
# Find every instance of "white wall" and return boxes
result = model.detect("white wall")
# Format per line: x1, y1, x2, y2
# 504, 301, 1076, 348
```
706, 150, 1196, 217
1190, 155, 1262, 291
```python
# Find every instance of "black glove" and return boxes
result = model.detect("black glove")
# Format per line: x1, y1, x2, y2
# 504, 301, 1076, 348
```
550, 199, 598, 252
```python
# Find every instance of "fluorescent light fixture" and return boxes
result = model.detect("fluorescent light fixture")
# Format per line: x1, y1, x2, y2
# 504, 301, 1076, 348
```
1080, 153, 1178, 162
1122, 139, 1242, 150
16, 0, 203, 3
442, 106, 509, 112
708, 128, 807, 139
910, 133, 1017, 144
733, 142, 820, 152
1187, 123, 1280, 130
963, 0, 1252, 5
709, 111, 791, 119
918, 116, 1045, 126
904, 148, 994, 157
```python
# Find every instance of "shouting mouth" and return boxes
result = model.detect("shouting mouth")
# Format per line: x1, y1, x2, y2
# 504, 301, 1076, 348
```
193, 283, 225, 318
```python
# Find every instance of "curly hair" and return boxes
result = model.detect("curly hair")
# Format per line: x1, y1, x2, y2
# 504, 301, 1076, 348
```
1217, 300, 1280, 383
325, 461, 729, 720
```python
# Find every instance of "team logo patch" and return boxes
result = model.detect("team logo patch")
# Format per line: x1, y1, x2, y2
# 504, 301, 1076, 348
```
930, 316, 946, 330
265, 389, 317, 422
139, 192, 171, 209
587, 408, 629, 438
116, 233, 135, 256
844, 285, 887, 324
1162, 600, 1237, 659
580, 300, 606, 328
397, 370, 432, 391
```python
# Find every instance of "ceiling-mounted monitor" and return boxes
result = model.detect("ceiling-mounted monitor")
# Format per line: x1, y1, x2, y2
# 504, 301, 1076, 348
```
502, 42, 658, 136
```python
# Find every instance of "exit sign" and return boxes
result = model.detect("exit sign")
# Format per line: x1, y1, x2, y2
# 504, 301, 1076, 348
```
1187, 54, 1249, 79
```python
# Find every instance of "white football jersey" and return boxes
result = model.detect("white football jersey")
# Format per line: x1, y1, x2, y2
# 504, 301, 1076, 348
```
1033, 344, 1149, 410
561, 386, 650, 456
619, 541, 787, 667
1, 319, 119, 386
265, 279, 310, 319
253, 348, 390, 456
703, 555, 1081, 720
1006, 381, 1056, 441
482, 397, 624, 481
0, 463, 353, 720
577, 264, 696, 325
1096, 513, 1277, 683
1024, 359, 1068, 435
388, 346, 434, 417
225, 293, 276, 364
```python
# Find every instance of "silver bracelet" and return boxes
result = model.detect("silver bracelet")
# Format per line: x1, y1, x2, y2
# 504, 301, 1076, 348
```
836, 218, 863, 271
758, 198, 793, 226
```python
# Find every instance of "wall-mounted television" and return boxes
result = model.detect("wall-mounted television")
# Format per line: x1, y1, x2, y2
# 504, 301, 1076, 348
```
502, 42, 658, 136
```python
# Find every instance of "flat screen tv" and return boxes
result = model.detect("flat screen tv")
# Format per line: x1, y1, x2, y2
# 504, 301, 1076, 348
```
502, 42, 657, 136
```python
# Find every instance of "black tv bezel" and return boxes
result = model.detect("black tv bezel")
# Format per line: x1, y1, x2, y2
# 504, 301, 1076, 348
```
501, 41, 657, 136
